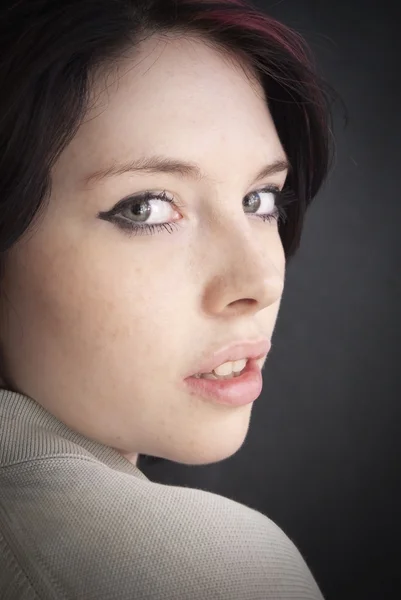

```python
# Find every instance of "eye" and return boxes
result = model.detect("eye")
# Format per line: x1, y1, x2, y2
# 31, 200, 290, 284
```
243, 186, 289, 224
244, 185, 296, 223
118, 190, 179, 222
98, 185, 294, 238
98, 190, 183, 236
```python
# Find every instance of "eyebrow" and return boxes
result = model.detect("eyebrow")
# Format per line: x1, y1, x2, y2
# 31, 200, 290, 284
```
81, 155, 290, 187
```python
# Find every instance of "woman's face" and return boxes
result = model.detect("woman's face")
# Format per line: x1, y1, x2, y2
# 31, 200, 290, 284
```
0, 34, 287, 465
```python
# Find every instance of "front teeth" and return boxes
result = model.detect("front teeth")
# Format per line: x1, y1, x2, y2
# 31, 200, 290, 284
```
213, 358, 247, 376
193, 358, 247, 379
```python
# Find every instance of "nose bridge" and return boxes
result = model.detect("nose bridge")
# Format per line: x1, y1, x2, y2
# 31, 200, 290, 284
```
201, 217, 285, 315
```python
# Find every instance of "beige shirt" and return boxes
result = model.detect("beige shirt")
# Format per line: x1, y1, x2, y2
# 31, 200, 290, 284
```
0, 387, 324, 599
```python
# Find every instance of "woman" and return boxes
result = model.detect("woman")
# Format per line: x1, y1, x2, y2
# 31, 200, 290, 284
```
0, 0, 332, 598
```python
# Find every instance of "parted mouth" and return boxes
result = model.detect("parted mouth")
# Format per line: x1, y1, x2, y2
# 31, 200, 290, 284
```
185, 338, 271, 379
192, 356, 267, 379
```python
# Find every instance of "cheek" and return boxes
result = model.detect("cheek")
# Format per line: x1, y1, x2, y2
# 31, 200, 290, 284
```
273, 228, 286, 271
260, 228, 286, 291
260, 230, 286, 323
13, 228, 191, 367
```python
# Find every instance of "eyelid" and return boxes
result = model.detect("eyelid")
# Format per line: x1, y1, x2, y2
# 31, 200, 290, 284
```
99, 183, 295, 238
105, 182, 283, 220
251, 183, 282, 192
106, 190, 178, 215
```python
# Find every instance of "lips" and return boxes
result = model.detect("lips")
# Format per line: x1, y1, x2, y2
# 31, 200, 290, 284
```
185, 338, 271, 378
184, 357, 264, 406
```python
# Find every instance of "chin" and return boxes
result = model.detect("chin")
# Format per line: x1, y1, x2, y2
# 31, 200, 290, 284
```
158, 429, 250, 466
140, 402, 253, 465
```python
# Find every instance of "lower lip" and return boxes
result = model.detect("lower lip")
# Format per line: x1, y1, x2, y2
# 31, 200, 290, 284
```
184, 359, 263, 406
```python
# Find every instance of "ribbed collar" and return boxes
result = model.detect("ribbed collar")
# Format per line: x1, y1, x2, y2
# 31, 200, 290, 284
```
0, 387, 149, 480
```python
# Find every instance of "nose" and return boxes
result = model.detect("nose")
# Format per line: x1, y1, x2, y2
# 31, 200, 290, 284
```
201, 222, 285, 318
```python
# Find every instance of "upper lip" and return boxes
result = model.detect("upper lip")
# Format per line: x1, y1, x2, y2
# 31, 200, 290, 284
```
186, 338, 271, 377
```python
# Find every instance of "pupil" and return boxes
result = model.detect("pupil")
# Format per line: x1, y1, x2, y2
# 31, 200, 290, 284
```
130, 201, 151, 222
243, 193, 260, 213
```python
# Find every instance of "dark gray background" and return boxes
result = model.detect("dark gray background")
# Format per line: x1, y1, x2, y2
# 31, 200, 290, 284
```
140, 1, 401, 598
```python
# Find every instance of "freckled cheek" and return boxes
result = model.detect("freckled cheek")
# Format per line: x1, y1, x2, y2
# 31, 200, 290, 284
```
40, 249, 182, 349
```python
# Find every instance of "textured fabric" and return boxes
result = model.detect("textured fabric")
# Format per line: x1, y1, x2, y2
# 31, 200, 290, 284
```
0, 388, 324, 599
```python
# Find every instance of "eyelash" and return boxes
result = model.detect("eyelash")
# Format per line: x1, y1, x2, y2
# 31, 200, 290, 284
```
99, 186, 295, 237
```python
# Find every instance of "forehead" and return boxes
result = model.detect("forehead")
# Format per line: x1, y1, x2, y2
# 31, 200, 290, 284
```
58, 34, 285, 182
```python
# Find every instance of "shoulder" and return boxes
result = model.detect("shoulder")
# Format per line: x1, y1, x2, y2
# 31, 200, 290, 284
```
0, 455, 324, 599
